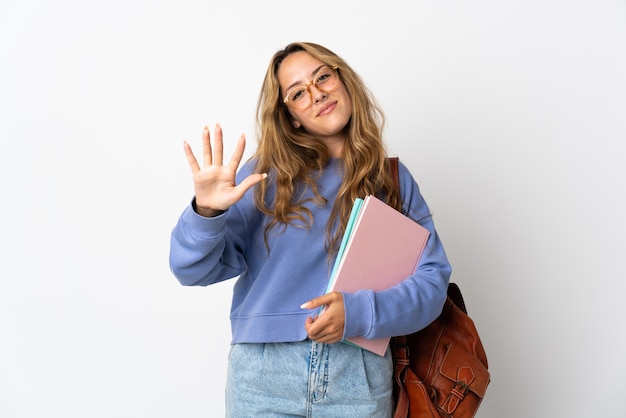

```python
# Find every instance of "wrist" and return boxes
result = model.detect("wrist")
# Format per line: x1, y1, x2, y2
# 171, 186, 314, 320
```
192, 199, 224, 218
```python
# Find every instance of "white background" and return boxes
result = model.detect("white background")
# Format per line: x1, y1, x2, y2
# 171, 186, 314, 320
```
1, 1, 625, 417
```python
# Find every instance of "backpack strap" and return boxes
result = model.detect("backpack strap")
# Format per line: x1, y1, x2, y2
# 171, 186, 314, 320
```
387, 157, 400, 195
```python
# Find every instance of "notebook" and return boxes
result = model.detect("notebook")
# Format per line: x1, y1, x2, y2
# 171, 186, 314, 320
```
326, 195, 430, 355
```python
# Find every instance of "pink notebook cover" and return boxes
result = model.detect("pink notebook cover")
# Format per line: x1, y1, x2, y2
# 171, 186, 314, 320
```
330, 195, 430, 356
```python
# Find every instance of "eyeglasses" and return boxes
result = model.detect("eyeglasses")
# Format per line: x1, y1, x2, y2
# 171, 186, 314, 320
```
282, 65, 340, 110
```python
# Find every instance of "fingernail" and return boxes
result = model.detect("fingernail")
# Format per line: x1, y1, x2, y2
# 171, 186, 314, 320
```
300, 302, 312, 309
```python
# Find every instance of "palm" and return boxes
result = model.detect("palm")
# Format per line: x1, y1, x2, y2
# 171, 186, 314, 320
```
184, 124, 265, 215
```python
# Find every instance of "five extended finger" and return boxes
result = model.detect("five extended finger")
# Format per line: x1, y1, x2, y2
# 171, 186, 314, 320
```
237, 173, 268, 195
202, 126, 213, 167
183, 141, 201, 174
227, 134, 246, 172
213, 123, 224, 166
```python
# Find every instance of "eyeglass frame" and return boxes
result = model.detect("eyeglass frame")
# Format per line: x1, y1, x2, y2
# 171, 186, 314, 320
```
282, 65, 340, 110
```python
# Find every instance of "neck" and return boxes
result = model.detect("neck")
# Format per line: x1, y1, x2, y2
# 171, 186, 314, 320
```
324, 137, 345, 158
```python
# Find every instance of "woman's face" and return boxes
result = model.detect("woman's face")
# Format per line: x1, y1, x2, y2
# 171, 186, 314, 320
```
277, 51, 353, 153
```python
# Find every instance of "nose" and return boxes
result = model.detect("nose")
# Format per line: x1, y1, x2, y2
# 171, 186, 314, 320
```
310, 85, 328, 103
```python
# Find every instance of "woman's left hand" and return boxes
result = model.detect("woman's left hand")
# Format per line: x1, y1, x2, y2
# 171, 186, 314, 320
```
301, 292, 345, 344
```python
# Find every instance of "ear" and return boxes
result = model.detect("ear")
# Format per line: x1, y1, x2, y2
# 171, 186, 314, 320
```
293, 120, 301, 129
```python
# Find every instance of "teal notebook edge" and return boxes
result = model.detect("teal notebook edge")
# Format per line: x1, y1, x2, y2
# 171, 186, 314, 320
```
325, 197, 364, 293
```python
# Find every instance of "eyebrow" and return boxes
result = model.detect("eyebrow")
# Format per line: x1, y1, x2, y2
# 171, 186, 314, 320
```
285, 64, 327, 92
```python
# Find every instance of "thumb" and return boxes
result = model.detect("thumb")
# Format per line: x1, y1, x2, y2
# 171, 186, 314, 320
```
237, 172, 268, 193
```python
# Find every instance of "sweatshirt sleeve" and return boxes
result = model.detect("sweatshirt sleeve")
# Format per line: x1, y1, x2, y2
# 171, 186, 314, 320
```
168, 202, 248, 286
341, 162, 452, 340
168, 164, 256, 287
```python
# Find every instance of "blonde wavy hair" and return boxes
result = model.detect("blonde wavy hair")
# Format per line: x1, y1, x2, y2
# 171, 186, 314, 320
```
253, 42, 402, 254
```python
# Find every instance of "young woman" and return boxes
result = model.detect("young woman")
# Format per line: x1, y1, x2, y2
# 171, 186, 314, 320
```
169, 42, 451, 417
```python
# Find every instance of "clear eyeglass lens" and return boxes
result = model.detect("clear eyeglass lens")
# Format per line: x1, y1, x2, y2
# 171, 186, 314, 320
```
286, 66, 338, 110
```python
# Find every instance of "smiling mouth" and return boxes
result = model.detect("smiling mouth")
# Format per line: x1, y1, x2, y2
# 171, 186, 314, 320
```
317, 102, 337, 117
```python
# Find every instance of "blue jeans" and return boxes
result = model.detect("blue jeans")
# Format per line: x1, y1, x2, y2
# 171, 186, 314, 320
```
225, 340, 393, 417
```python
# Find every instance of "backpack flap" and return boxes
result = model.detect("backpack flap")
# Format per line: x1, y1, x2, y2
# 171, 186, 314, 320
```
436, 343, 490, 415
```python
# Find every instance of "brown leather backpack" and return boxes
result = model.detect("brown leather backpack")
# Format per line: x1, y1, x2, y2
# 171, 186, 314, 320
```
391, 283, 490, 418
386, 157, 490, 417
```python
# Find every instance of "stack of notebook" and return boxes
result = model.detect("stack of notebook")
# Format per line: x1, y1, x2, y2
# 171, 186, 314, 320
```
325, 195, 430, 356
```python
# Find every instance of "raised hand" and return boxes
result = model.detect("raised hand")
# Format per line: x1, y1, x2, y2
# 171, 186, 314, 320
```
184, 124, 266, 217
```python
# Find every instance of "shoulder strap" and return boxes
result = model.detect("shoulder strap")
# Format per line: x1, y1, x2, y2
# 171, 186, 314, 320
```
385, 158, 467, 314
447, 282, 467, 314
387, 157, 400, 194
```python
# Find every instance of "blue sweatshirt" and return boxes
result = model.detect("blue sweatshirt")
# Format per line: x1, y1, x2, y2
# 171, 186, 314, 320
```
169, 158, 451, 344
